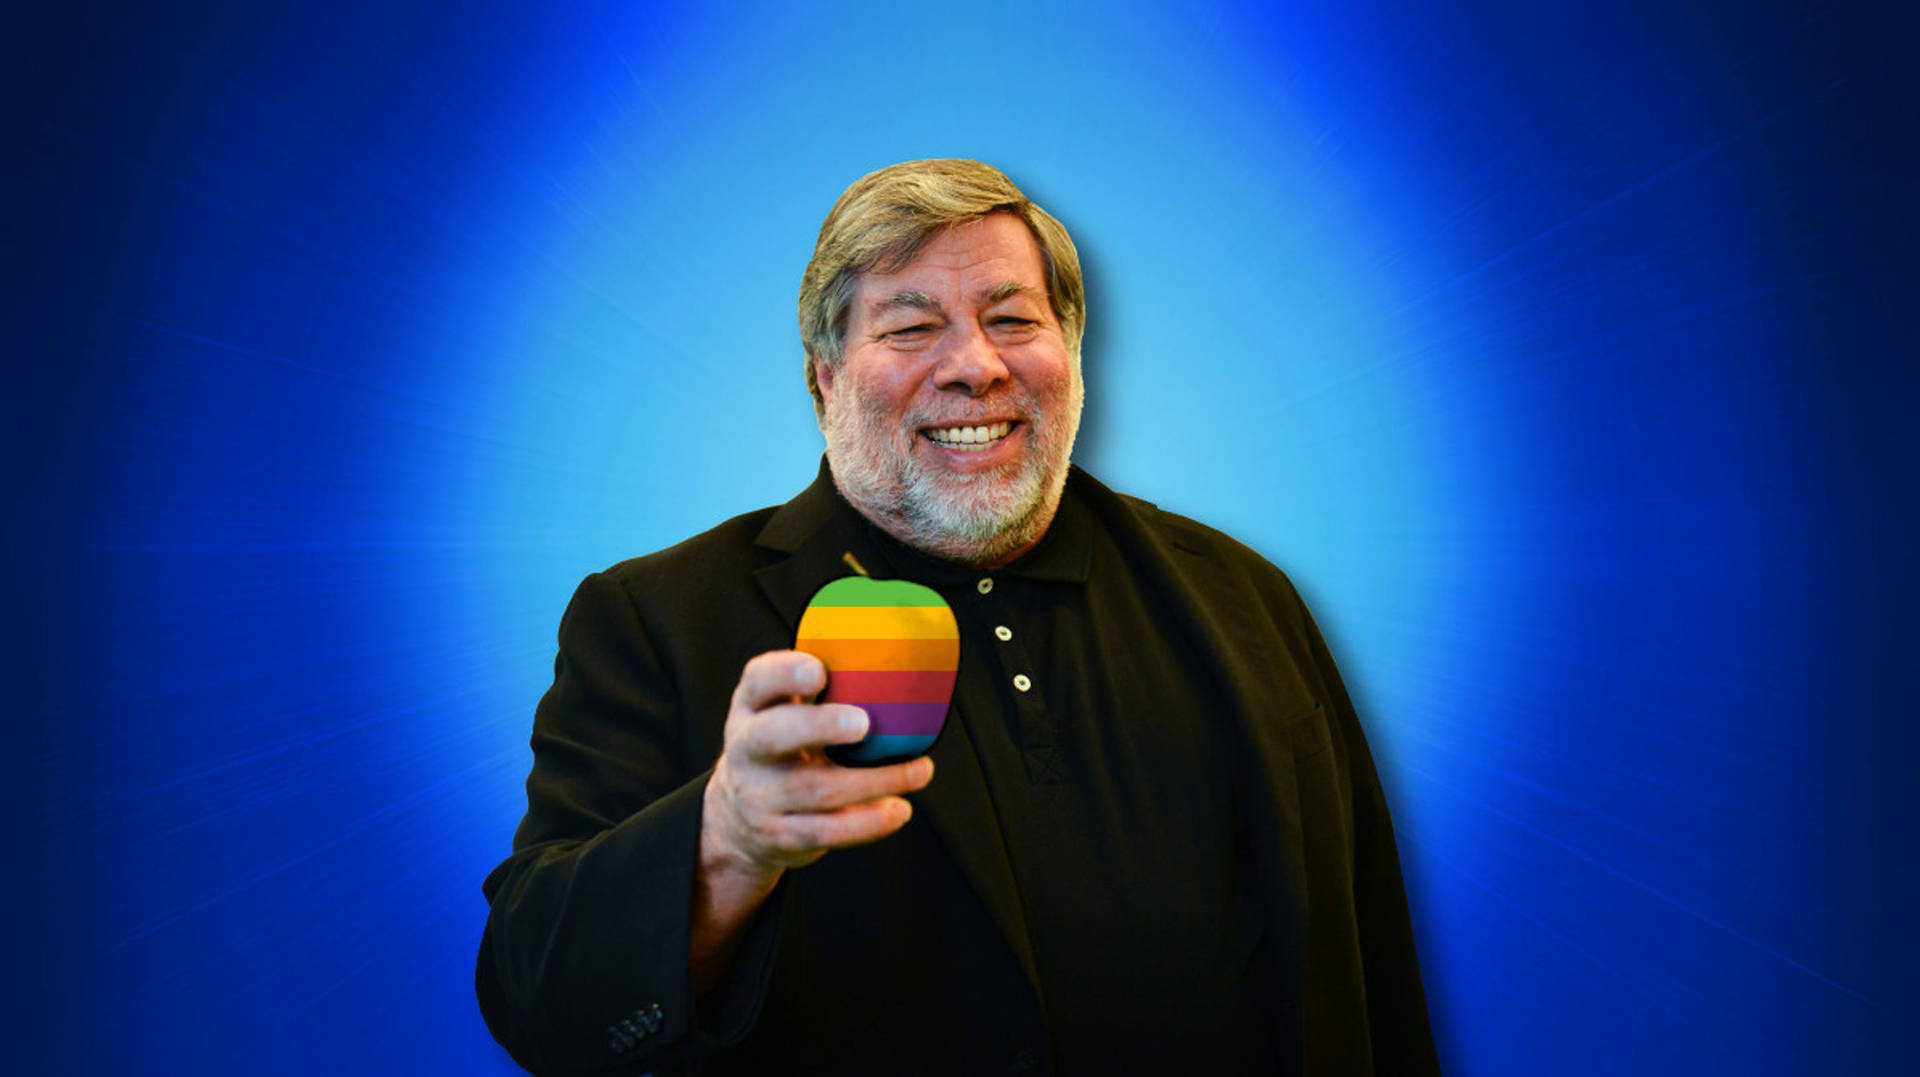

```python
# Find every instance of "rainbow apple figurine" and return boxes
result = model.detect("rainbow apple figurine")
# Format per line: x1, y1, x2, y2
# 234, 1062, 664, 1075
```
796, 556, 958, 767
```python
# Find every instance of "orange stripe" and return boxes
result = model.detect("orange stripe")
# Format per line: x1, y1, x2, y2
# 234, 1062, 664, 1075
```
796, 637, 959, 672
797, 605, 958, 641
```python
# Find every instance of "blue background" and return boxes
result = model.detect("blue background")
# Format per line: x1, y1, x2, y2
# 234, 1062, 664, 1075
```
13, 1, 1913, 1073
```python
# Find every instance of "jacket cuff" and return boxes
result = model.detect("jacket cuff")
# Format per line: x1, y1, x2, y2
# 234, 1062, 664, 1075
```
690, 873, 789, 1048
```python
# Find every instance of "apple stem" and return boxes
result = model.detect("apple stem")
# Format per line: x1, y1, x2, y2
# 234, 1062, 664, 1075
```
840, 551, 870, 577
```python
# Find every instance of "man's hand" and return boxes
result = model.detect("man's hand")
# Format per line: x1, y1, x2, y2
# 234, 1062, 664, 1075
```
691, 650, 934, 993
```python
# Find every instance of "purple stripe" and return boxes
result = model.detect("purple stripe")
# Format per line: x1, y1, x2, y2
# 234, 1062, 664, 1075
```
855, 701, 950, 735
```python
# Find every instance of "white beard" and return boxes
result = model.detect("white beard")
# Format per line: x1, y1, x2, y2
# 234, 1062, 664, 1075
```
820, 366, 1084, 567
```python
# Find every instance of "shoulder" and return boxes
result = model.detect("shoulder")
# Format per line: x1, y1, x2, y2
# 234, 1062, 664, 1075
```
545, 502, 795, 726
1071, 467, 1312, 626
1072, 467, 1295, 583
589, 503, 781, 611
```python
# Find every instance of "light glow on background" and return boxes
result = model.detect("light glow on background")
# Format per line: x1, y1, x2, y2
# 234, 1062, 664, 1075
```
14, 1, 1912, 1073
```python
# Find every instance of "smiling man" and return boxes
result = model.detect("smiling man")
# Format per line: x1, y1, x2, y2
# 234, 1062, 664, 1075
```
478, 160, 1439, 1076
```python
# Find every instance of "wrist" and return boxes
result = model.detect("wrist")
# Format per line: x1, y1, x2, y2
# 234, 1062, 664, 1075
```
698, 771, 783, 896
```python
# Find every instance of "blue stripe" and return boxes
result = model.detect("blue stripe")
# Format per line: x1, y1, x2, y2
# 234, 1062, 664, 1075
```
833, 734, 937, 765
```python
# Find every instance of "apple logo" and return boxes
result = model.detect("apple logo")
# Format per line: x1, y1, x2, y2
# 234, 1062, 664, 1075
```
796, 568, 958, 767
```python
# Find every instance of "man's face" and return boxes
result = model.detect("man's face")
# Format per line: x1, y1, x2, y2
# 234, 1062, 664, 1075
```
816, 212, 1083, 567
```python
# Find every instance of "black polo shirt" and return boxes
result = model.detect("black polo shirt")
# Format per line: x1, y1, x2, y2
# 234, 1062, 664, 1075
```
852, 474, 1282, 1075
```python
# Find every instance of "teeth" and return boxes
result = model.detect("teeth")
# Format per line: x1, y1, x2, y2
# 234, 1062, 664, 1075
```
926, 421, 1013, 449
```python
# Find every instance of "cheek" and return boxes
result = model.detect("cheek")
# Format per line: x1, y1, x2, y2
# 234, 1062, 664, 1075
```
841, 373, 916, 430
1017, 348, 1077, 400
856, 368, 925, 417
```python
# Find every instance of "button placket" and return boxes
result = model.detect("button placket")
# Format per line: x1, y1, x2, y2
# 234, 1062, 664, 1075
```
970, 577, 1059, 784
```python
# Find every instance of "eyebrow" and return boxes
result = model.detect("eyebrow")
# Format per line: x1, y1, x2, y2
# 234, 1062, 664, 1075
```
871, 291, 943, 318
868, 281, 1037, 319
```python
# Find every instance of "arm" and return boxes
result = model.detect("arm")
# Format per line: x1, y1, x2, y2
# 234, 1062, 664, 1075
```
691, 653, 931, 995
476, 572, 931, 1075
1293, 587, 1442, 1075
476, 571, 711, 1075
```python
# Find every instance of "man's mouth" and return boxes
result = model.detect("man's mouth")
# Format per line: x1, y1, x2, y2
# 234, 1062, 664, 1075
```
922, 420, 1016, 451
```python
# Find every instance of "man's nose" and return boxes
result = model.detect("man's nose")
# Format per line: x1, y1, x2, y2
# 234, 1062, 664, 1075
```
932, 322, 1010, 396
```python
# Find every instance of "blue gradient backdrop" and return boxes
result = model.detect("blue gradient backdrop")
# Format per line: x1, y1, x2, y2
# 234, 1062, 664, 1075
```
14, 1, 1912, 1073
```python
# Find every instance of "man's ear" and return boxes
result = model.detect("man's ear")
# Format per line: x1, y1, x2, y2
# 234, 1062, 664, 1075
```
813, 358, 837, 397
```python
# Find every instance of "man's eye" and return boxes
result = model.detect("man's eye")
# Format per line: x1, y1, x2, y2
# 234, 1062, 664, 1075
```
885, 324, 934, 339
992, 317, 1036, 328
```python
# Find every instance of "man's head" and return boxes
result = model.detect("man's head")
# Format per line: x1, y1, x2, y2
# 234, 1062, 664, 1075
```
800, 160, 1087, 568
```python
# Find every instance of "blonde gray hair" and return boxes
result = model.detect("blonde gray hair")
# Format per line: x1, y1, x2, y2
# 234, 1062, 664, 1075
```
799, 159, 1086, 416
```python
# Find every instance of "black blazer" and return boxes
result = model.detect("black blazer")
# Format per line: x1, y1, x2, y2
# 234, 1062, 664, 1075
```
477, 463, 1439, 1075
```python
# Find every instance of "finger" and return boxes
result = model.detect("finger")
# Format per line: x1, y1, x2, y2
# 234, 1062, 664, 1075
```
776, 755, 935, 814
739, 702, 869, 763
733, 650, 828, 713
774, 796, 915, 854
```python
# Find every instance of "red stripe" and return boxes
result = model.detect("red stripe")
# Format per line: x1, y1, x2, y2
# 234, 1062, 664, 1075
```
822, 669, 958, 704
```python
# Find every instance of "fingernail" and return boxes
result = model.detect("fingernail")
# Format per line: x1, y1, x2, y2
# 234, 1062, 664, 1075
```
840, 707, 868, 736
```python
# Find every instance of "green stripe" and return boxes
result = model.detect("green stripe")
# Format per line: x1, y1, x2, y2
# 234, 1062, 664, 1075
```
809, 577, 948, 607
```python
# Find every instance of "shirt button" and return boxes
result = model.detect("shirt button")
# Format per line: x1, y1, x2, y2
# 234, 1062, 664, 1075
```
977, 577, 994, 595
994, 625, 1013, 642
1012, 674, 1032, 692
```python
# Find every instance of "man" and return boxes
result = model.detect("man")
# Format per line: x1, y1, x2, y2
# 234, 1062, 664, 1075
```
478, 159, 1439, 1076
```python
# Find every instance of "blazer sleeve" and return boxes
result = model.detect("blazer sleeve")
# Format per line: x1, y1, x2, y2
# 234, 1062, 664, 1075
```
1294, 586, 1442, 1075
475, 571, 783, 1076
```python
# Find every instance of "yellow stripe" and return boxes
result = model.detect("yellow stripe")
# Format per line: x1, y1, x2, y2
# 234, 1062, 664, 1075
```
797, 605, 958, 641
795, 637, 960, 672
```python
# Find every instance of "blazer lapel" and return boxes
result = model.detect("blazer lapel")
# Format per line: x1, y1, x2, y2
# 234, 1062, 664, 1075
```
915, 681, 1043, 993
751, 462, 1043, 996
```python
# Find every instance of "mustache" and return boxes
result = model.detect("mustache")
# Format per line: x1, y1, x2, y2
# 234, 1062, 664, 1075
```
896, 394, 1040, 429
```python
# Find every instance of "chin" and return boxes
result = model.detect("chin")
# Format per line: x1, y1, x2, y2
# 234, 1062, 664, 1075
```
894, 461, 1067, 567
823, 389, 1080, 566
